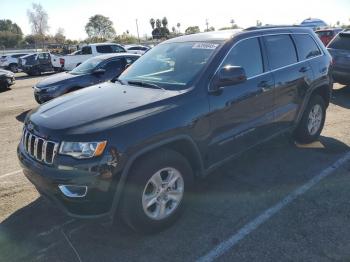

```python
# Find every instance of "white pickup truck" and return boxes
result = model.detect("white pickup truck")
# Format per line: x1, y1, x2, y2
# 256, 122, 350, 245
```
60, 43, 126, 71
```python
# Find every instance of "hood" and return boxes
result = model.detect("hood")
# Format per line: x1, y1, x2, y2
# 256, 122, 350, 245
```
36, 72, 85, 88
0, 69, 13, 76
28, 82, 181, 136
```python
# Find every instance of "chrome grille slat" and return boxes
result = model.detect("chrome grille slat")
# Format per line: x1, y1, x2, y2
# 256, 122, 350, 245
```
21, 128, 58, 165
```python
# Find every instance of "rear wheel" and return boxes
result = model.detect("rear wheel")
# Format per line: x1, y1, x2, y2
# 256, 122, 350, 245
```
9, 64, 18, 73
121, 148, 193, 234
294, 95, 326, 143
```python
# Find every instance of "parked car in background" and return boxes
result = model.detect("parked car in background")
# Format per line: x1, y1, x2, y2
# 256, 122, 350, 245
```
19, 52, 63, 76
300, 18, 328, 30
316, 28, 343, 46
18, 27, 333, 233
124, 45, 150, 55
59, 43, 126, 71
33, 53, 140, 103
327, 31, 350, 85
0, 69, 15, 90
0, 53, 30, 72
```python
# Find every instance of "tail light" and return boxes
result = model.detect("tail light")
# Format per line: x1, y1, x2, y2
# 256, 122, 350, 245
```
59, 58, 65, 66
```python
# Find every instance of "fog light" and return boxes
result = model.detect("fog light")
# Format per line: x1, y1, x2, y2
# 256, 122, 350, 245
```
59, 185, 88, 198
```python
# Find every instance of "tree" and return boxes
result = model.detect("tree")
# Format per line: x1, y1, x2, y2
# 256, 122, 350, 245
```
156, 19, 162, 29
27, 3, 49, 36
256, 20, 263, 26
0, 19, 23, 48
54, 27, 65, 44
185, 26, 200, 35
177, 23, 181, 33
162, 17, 168, 28
172, 26, 176, 33
150, 18, 155, 30
85, 14, 116, 39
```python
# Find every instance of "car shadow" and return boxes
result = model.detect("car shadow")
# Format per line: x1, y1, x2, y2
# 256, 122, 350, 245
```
0, 134, 349, 261
331, 85, 350, 109
16, 110, 31, 123
0, 87, 11, 93
15, 72, 57, 80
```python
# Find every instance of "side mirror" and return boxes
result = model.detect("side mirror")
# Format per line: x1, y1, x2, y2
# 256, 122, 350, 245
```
93, 68, 106, 75
211, 66, 247, 91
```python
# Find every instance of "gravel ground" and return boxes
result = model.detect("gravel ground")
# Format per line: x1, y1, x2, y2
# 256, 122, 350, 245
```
0, 74, 349, 262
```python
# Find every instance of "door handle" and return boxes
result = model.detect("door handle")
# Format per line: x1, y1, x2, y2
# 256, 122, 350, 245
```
258, 81, 273, 92
299, 66, 310, 73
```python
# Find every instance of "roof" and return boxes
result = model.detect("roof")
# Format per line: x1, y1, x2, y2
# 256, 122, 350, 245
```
92, 53, 141, 60
88, 43, 122, 46
164, 29, 242, 43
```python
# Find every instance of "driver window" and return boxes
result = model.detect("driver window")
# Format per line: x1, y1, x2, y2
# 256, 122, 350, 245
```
222, 38, 263, 79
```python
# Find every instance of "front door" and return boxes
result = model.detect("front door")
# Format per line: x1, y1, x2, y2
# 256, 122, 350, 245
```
208, 37, 275, 167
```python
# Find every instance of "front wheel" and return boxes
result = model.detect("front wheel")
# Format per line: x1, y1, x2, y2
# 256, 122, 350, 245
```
294, 95, 326, 144
121, 149, 193, 234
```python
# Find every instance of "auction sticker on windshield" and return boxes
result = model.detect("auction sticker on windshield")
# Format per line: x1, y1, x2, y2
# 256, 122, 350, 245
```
192, 43, 219, 49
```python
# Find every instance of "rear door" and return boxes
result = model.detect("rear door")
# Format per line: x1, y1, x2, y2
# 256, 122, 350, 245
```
328, 33, 350, 82
208, 37, 275, 166
263, 34, 313, 130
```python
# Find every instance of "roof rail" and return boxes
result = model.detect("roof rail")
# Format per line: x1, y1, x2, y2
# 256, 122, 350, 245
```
244, 25, 301, 31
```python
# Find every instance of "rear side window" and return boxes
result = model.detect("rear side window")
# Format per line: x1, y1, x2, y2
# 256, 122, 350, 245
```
293, 34, 321, 60
222, 38, 263, 78
82, 46, 92, 55
12, 54, 27, 58
97, 45, 113, 53
111, 45, 126, 53
264, 34, 297, 70
328, 33, 350, 51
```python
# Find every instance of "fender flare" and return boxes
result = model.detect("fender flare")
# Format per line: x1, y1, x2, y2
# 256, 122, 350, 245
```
107, 134, 204, 221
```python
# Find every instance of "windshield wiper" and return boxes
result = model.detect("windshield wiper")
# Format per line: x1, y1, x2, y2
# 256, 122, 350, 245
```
112, 78, 125, 85
127, 80, 165, 90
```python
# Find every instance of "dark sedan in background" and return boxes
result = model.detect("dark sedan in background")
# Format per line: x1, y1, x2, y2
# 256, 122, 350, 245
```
33, 53, 140, 103
327, 31, 350, 85
0, 69, 15, 90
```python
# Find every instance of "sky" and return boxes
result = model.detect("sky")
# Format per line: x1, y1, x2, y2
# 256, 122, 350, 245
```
0, 0, 349, 40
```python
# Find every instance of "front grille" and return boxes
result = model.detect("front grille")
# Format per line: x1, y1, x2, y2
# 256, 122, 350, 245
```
22, 129, 59, 165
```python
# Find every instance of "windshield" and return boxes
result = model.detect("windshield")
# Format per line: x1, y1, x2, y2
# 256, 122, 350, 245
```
328, 34, 350, 50
70, 57, 102, 75
119, 41, 221, 90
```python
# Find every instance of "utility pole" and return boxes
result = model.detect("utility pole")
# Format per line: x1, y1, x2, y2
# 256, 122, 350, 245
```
136, 19, 141, 44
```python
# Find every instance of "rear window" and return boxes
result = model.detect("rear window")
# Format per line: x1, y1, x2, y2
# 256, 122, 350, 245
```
316, 31, 333, 37
264, 34, 298, 70
293, 34, 322, 60
328, 33, 350, 50
97, 45, 125, 53
82, 46, 92, 55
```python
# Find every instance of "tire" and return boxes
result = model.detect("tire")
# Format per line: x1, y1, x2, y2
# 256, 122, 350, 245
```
9, 64, 18, 73
294, 95, 326, 144
121, 148, 193, 234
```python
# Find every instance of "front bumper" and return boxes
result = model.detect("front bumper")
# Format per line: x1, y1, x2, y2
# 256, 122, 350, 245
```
17, 142, 120, 219
34, 91, 55, 104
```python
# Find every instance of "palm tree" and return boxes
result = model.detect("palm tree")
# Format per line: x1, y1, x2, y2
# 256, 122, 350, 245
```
172, 26, 176, 33
177, 23, 181, 33
162, 17, 168, 28
156, 19, 162, 29
150, 18, 155, 30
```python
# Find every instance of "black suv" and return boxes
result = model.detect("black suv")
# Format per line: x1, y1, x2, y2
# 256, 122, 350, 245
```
18, 27, 333, 233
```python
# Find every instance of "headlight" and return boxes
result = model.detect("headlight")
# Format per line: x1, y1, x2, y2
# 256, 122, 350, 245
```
44, 85, 60, 92
59, 141, 107, 159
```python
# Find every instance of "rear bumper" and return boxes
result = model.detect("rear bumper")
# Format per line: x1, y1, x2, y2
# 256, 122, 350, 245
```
17, 142, 120, 219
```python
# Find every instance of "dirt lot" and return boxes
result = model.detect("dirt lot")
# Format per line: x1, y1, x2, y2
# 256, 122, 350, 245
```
0, 74, 350, 262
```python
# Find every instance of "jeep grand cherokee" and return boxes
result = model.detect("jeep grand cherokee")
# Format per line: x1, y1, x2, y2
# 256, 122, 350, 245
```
18, 27, 333, 233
